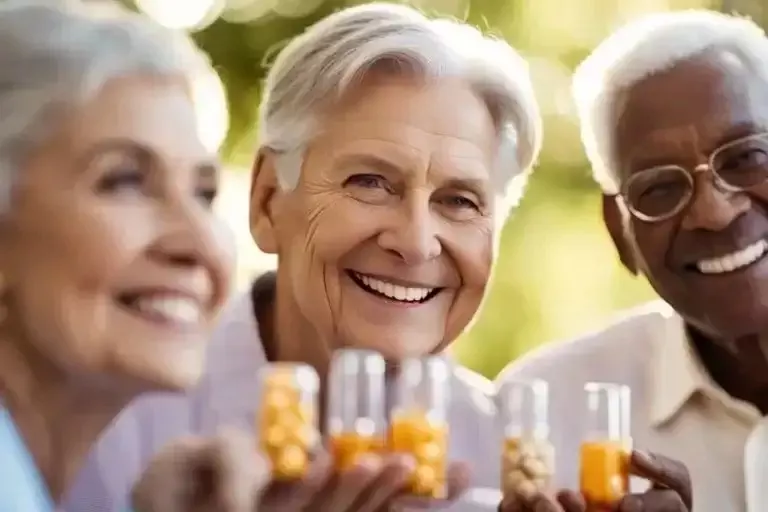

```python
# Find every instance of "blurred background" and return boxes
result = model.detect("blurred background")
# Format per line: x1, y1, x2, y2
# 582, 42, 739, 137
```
117, 0, 764, 378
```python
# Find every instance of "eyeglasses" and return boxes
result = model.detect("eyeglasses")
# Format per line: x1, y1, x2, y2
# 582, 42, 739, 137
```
620, 132, 768, 222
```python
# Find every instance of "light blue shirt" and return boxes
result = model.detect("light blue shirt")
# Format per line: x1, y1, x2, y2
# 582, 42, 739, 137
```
0, 407, 54, 512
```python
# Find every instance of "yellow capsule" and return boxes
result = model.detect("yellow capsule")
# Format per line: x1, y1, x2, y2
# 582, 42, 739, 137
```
274, 444, 308, 480
263, 425, 288, 448
414, 442, 442, 462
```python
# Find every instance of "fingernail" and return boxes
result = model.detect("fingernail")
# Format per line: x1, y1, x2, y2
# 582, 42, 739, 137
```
392, 454, 416, 471
634, 449, 654, 465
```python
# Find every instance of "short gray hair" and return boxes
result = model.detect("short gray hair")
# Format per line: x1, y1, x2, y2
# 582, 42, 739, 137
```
0, 0, 215, 214
572, 10, 768, 194
258, 2, 542, 213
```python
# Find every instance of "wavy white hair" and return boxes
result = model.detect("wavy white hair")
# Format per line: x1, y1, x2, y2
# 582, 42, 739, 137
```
258, 2, 542, 215
0, 0, 215, 214
572, 10, 768, 194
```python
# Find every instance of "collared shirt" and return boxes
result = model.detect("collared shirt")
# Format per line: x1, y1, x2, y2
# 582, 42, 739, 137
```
496, 301, 765, 512
63, 275, 504, 511
0, 407, 54, 512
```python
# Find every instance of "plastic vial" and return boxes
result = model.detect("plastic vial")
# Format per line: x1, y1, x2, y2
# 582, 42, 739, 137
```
257, 362, 319, 480
580, 382, 632, 509
498, 379, 554, 499
389, 355, 451, 499
327, 349, 387, 471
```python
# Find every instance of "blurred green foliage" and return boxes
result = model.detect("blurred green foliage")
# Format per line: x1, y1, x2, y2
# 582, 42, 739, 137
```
127, 0, 768, 378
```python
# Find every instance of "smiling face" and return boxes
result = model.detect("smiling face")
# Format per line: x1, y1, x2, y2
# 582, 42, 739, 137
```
0, 74, 234, 392
251, 77, 499, 361
607, 50, 768, 341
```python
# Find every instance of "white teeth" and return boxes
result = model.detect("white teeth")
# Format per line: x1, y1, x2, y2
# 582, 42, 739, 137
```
354, 272, 434, 303
696, 240, 768, 274
133, 296, 202, 324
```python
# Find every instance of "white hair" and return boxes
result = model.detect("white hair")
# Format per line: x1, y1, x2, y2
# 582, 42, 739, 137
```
572, 10, 768, 194
258, 2, 542, 214
0, 0, 214, 214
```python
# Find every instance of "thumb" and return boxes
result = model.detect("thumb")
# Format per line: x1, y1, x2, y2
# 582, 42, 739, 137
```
131, 437, 207, 512
207, 427, 272, 512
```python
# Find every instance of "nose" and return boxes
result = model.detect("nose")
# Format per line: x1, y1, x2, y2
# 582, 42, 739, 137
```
151, 198, 234, 305
377, 198, 441, 265
681, 171, 751, 231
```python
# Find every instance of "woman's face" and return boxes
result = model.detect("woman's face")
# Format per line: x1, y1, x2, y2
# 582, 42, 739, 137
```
253, 77, 499, 360
0, 74, 234, 392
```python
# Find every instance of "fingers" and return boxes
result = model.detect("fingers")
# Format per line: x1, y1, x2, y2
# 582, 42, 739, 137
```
500, 490, 570, 512
314, 455, 386, 512
353, 454, 414, 512
556, 490, 586, 512
390, 461, 472, 510
630, 451, 692, 509
204, 428, 271, 512
261, 449, 333, 509
617, 489, 687, 512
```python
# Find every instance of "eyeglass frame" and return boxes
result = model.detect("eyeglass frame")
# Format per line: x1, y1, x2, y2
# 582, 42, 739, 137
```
615, 132, 768, 223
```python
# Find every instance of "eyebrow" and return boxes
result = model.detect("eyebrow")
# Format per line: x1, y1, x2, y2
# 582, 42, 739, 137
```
75, 137, 220, 175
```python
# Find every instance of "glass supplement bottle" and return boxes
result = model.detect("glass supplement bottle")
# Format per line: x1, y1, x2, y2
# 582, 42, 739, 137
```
498, 379, 554, 499
389, 356, 451, 499
257, 363, 319, 480
580, 382, 631, 510
327, 349, 387, 471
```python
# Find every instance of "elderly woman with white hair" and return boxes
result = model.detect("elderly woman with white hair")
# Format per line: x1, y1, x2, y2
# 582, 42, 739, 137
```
65, 3, 545, 511
495, 8, 768, 512
0, 2, 272, 511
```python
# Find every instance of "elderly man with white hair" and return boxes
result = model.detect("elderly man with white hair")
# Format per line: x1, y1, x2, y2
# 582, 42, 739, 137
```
63, 3, 545, 511
498, 9, 768, 512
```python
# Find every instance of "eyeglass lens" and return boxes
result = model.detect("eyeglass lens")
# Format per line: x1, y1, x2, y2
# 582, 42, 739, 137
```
625, 135, 768, 219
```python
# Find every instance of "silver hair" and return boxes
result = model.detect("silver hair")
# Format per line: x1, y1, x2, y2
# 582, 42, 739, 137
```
258, 2, 542, 214
572, 10, 768, 194
0, 0, 215, 214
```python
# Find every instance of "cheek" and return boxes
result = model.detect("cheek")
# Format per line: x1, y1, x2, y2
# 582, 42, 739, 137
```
445, 224, 494, 331
9, 205, 155, 369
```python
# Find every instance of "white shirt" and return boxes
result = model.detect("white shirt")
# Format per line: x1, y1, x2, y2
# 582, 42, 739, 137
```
497, 301, 764, 512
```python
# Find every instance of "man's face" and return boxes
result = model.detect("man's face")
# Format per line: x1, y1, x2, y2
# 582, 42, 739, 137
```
252, 77, 500, 361
610, 50, 768, 341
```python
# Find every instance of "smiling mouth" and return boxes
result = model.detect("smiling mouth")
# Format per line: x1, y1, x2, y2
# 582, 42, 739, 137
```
346, 270, 442, 304
687, 239, 768, 275
116, 292, 203, 327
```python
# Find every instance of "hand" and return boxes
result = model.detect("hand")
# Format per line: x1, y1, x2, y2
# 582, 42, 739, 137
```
259, 450, 471, 512
259, 449, 414, 512
615, 450, 692, 512
389, 460, 472, 510
498, 450, 691, 512
498, 490, 584, 512
131, 428, 270, 512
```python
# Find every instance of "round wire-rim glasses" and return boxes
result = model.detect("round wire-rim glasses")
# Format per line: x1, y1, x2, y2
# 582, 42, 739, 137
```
619, 132, 768, 222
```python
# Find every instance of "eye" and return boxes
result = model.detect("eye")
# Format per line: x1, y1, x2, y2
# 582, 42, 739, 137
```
197, 187, 217, 206
343, 173, 389, 189
440, 194, 480, 210
96, 166, 144, 193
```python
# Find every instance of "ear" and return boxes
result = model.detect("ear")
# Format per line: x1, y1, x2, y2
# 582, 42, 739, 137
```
602, 193, 639, 275
249, 148, 280, 254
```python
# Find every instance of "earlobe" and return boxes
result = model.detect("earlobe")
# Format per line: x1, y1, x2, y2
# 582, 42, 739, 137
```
249, 148, 279, 254
602, 193, 639, 275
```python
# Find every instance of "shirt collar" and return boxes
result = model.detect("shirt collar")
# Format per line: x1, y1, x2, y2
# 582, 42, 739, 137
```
648, 303, 760, 427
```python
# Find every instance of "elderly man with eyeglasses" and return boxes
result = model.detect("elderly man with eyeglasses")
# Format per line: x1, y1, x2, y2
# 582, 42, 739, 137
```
497, 10, 768, 512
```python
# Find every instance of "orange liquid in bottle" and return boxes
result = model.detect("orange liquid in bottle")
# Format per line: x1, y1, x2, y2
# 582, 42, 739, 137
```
579, 440, 629, 509
389, 411, 448, 499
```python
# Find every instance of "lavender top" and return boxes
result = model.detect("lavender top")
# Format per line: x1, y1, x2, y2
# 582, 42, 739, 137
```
62, 275, 504, 511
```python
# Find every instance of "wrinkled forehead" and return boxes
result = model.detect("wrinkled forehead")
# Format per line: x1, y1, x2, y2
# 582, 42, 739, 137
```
614, 50, 768, 172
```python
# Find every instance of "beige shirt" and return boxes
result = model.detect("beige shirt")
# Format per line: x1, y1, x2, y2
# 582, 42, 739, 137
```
496, 301, 765, 512
64, 276, 505, 511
